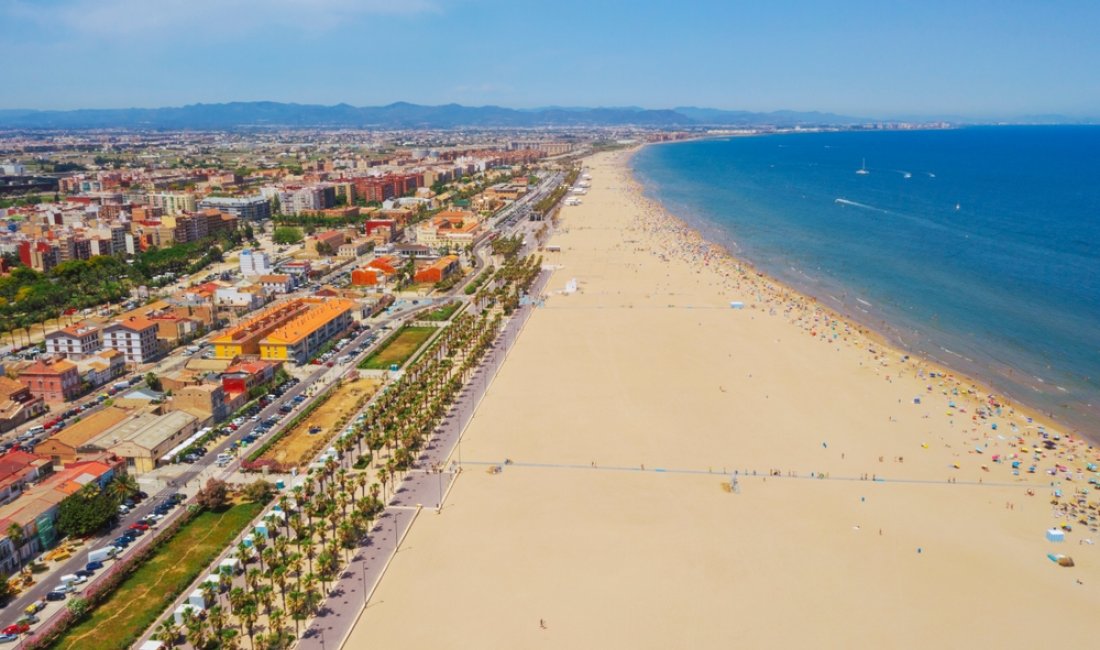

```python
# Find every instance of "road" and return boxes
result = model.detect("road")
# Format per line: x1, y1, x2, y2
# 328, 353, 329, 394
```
4, 303, 428, 642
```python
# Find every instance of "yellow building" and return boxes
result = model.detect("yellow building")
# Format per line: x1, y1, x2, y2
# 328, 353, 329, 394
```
259, 298, 356, 364
210, 300, 313, 359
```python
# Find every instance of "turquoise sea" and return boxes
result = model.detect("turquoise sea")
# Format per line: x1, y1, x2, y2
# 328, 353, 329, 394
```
632, 126, 1100, 437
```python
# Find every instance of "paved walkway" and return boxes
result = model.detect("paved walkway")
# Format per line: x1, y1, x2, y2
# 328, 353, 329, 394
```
297, 268, 551, 650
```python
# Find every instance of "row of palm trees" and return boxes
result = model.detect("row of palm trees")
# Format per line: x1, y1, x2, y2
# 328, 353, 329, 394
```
150, 308, 509, 649
472, 254, 543, 315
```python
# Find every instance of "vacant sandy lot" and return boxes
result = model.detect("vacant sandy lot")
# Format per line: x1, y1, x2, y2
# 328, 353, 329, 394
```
262, 377, 380, 468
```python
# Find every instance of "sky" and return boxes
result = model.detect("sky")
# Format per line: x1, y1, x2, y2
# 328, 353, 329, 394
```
1, 0, 1098, 118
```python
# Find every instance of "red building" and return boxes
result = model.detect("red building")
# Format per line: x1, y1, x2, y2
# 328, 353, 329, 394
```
221, 360, 279, 395
18, 358, 81, 403
414, 255, 460, 284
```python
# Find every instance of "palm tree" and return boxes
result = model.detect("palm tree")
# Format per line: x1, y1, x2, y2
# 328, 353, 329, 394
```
220, 627, 242, 650
200, 581, 218, 608
184, 611, 209, 649
5, 523, 24, 568
154, 618, 180, 647
238, 600, 259, 649
268, 608, 287, 647
106, 472, 139, 503
207, 604, 227, 640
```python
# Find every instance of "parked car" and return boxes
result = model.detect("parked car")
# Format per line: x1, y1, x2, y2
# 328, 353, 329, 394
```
74, 569, 94, 578
129, 522, 149, 532
0, 632, 19, 643
23, 601, 45, 616
45, 591, 66, 602
85, 561, 104, 572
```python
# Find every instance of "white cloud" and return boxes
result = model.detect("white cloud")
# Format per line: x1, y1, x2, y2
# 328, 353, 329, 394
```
4, 0, 441, 39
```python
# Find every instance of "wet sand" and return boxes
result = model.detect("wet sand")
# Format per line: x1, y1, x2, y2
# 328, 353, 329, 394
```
344, 149, 1100, 648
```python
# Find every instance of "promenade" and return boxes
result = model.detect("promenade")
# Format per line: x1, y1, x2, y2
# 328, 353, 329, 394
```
296, 267, 550, 650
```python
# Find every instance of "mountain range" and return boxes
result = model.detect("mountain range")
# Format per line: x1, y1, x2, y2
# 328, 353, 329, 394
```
0, 102, 872, 130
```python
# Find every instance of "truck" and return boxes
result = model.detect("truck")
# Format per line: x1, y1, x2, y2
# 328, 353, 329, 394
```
88, 547, 118, 564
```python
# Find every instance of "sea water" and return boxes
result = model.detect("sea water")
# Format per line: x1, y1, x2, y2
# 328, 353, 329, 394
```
632, 126, 1100, 437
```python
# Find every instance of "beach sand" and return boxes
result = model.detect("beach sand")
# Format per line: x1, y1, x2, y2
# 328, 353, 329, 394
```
345, 149, 1100, 648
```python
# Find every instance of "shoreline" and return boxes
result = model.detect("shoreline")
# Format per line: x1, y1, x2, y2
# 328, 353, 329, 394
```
344, 148, 1099, 649
628, 139, 1096, 442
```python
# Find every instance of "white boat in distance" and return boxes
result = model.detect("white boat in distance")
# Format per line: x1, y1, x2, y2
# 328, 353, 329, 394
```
856, 158, 869, 175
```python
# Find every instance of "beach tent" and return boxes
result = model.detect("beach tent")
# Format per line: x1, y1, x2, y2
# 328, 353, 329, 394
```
1046, 528, 1066, 543
219, 558, 242, 576
189, 588, 211, 608
174, 603, 203, 625
138, 642, 165, 650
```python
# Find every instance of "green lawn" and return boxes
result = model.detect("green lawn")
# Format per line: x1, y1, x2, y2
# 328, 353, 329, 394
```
48, 501, 264, 650
422, 301, 461, 322
359, 326, 435, 370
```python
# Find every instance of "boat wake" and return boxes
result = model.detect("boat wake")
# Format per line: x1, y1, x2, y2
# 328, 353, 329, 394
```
834, 197, 890, 214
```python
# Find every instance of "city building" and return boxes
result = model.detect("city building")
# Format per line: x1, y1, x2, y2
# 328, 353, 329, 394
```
305, 230, 347, 256
44, 323, 102, 360
220, 360, 278, 395
170, 384, 229, 426
258, 298, 356, 364
337, 239, 372, 258
198, 195, 271, 221
414, 211, 482, 249
35, 406, 135, 466
72, 349, 126, 388
258, 274, 294, 294
210, 299, 313, 358
414, 255, 461, 284
350, 266, 382, 286
0, 450, 52, 506
238, 249, 273, 276
214, 284, 267, 310
18, 358, 82, 403
102, 316, 162, 365
148, 192, 197, 215
0, 453, 123, 573
0, 378, 47, 433
85, 409, 199, 474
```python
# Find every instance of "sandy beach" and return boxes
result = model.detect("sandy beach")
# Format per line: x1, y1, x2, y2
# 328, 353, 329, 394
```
345, 148, 1100, 648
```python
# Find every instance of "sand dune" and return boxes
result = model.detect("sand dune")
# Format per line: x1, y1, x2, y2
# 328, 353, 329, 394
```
345, 149, 1099, 649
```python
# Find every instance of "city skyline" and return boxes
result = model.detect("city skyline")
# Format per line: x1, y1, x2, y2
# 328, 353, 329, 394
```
2, 0, 1099, 119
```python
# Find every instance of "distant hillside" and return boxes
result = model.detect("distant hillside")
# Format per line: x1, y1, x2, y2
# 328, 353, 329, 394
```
0, 101, 868, 130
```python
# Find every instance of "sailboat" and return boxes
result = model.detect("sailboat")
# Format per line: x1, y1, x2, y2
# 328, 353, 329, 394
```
955, 202, 961, 211
856, 158, 869, 175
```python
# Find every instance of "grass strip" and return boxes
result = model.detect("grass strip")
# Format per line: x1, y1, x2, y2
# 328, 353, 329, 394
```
358, 326, 435, 370
45, 501, 264, 650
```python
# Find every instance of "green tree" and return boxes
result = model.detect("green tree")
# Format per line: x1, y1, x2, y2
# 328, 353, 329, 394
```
243, 479, 276, 504
273, 227, 303, 245
57, 486, 117, 537
144, 372, 162, 392
196, 477, 229, 511
66, 596, 89, 620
